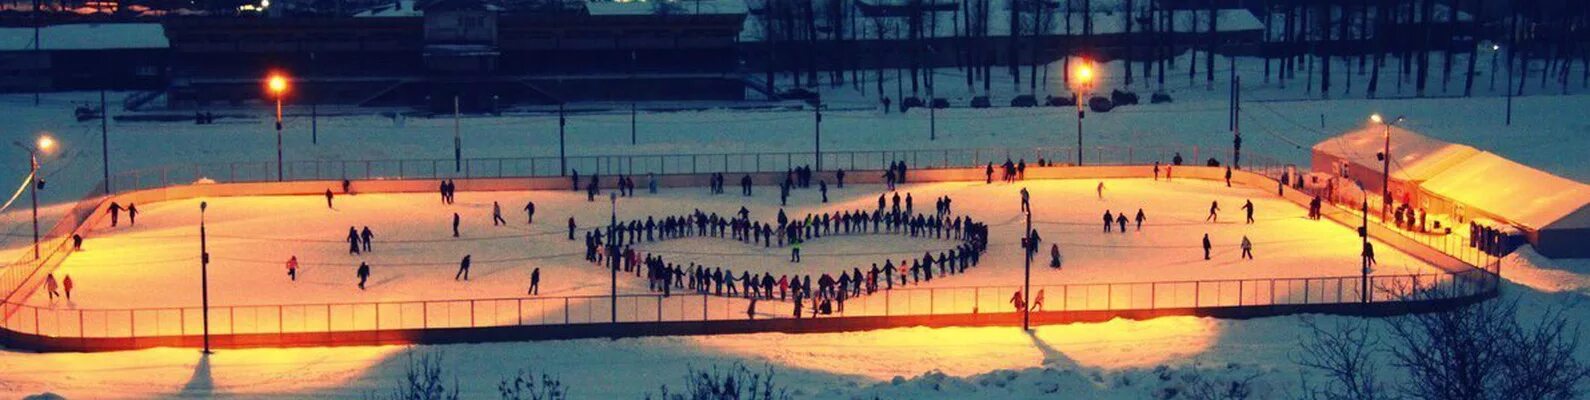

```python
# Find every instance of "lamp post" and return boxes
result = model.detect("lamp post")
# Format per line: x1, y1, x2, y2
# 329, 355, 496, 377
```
1073, 60, 1095, 166
100, 89, 110, 194
813, 99, 823, 171
1022, 208, 1032, 331
1370, 114, 1403, 221
608, 192, 618, 333
559, 102, 567, 176
266, 73, 289, 181
453, 95, 461, 173
13, 135, 53, 260
200, 201, 212, 353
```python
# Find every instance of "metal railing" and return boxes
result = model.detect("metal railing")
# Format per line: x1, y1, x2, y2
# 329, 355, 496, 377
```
0, 263, 1497, 341
107, 145, 1267, 191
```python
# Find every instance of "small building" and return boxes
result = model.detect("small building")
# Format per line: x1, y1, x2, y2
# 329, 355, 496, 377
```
0, 23, 169, 92
1312, 125, 1590, 259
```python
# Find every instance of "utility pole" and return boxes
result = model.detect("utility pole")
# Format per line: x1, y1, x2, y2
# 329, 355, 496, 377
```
631, 50, 637, 146
1022, 209, 1032, 331
1232, 76, 1241, 169
200, 201, 212, 354
558, 103, 567, 176
100, 89, 110, 194
310, 52, 318, 145
453, 95, 461, 172
608, 192, 618, 335
813, 100, 823, 171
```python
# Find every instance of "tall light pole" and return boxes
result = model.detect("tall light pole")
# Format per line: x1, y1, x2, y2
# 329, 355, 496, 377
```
14, 135, 54, 260
1073, 60, 1095, 166
453, 95, 462, 173
266, 72, 289, 181
1370, 113, 1403, 220
100, 89, 110, 194
1022, 208, 1032, 331
608, 192, 618, 332
1359, 191, 1369, 304
813, 99, 823, 171
200, 201, 212, 353
558, 102, 568, 176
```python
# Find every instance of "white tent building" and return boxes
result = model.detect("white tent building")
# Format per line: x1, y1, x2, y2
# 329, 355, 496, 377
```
1312, 124, 1590, 258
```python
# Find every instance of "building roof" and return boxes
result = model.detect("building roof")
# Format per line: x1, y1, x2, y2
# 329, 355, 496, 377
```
1420, 151, 1590, 230
585, 0, 747, 16
1311, 123, 1481, 182
0, 23, 168, 51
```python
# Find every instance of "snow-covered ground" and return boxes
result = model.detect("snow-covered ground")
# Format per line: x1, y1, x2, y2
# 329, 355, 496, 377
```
0, 49, 1586, 398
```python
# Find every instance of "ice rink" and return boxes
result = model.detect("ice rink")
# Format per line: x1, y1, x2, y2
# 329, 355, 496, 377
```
32, 176, 1440, 309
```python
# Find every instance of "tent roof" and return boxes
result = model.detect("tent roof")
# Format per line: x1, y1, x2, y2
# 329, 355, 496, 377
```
1312, 124, 1480, 182
1421, 151, 1590, 230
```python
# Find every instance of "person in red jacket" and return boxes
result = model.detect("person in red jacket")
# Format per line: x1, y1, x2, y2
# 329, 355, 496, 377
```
286, 256, 299, 281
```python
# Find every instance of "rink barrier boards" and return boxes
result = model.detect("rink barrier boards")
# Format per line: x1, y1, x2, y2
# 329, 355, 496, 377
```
0, 159, 1502, 352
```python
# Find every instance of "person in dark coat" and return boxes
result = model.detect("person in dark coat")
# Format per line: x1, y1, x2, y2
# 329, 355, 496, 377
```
452, 213, 461, 237
568, 217, 577, 240
1202, 234, 1212, 260
1207, 201, 1220, 222
1241, 200, 1255, 224
108, 202, 123, 227
128, 203, 139, 225
819, 181, 829, 203
347, 227, 362, 254
529, 267, 541, 295
1135, 209, 1146, 231
325, 189, 335, 209
360, 226, 374, 252
1116, 213, 1128, 233
1103, 210, 1113, 233
357, 262, 371, 290
455, 255, 472, 281
836, 169, 846, 188
524, 201, 536, 224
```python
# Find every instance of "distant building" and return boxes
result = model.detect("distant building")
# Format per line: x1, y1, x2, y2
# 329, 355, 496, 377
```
0, 23, 169, 93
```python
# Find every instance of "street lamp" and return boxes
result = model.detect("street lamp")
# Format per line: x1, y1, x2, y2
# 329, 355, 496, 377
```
1073, 60, 1095, 166
13, 135, 54, 260
266, 72, 290, 181
199, 201, 212, 353
608, 192, 618, 336
1370, 113, 1403, 221
1022, 207, 1032, 331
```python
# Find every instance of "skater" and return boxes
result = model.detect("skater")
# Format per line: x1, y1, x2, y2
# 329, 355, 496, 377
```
1134, 209, 1146, 231
492, 201, 507, 226
1049, 244, 1062, 269
648, 173, 658, 194
325, 189, 335, 209
1173, 152, 1184, 165
347, 227, 362, 254
1103, 210, 1114, 232
1241, 200, 1255, 224
1020, 188, 1030, 212
524, 200, 536, 224
1240, 236, 1254, 259
1096, 181, 1105, 199
45, 274, 59, 299
790, 239, 802, 262
819, 180, 828, 203
62, 275, 73, 299
1153, 161, 1161, 180
357, 262, 371, 290
452, 212, 461, 237
528, 267, 541, 295
1225, 166, 1233, 187
836, 168, 845, 188
108, 202, 123, 227
1207, 201, 1220, 222
342, 179, 352, 194
127, 203, 139, 225
1363, 242, 1378, 268
1009, 290, 1026, 312
571, 170, 580, 192
741, 175, 753, 196
985, 163, 994, 184
568, 217, 577, 240
455, 255, 472, 281
361, 226, 374, 252
72, 234, 82, 250
439, 180, 449, 203
1202, 234, 1212, 260
1117, 213, 1128, 233
1031, 289, 1046, 312
747, 297, 757, 320
286, 256, 299, 281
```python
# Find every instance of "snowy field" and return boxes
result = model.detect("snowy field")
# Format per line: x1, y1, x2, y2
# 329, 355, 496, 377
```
0, 50, 1586, 398
30, 177, 1438, 310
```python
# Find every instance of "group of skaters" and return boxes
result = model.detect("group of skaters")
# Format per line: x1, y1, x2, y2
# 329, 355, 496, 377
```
572, 171, 649, 201
43, 273, 73, 301
987, 158, 1028, 183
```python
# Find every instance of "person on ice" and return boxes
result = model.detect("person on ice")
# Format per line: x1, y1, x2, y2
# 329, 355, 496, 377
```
455, 255, 472, 281
72, 234, 83, 250
1009, 290, 1026, 312
492, 201, 507, 226
347, 227, 362, 254
1096, 182, 1105, 199
985, 163, 995, 184
1202, 234, 1213, 260
128, 203, 139, 225
528, 267, 541, 295
325, 189, 335, 209
819, 180, 828, 203
360, 226, 374, 252
286, 256, 299, 281
452, 212, 461, 237
1207, 201, 1220, 222
1049, 244, 1062, 269
524, 200, 536, 224
1020, 188, 1030, 212
789, 239, 802, 262
1031, 289, 1046, 312
1363, 242, 1378, 268
108, 202, 123, 227
567, 217, 577, 240
741, 175, 753, 196
1135, 209, 1146, 231
1240, 236, 1254, 259
1103, 210, 1113, 233
1225, 166, 1233, 187
45, 274, 59, 300
1154, 161, 1161, 180
1241, 200, 1255, 224
1116, 213, 1128, 233
836, 168, 846, 188
357, 262, 370, 290
62, 275, 73, 299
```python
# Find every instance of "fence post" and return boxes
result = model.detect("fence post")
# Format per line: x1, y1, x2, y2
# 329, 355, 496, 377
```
564, 298, 570, 324
702, 294, 708, 320
470, 300, 476, 327
656, 297, 662, 321
423, 302, 429, 329
1194, 282, 1200, 308
1304, 280, 1311, 303
1150, 282, 1156, 309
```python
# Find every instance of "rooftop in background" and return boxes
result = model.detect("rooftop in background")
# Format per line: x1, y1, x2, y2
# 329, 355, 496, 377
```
1312, 124, 1481, 182
0, 23, 168, 51
585, 0, 747, 16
